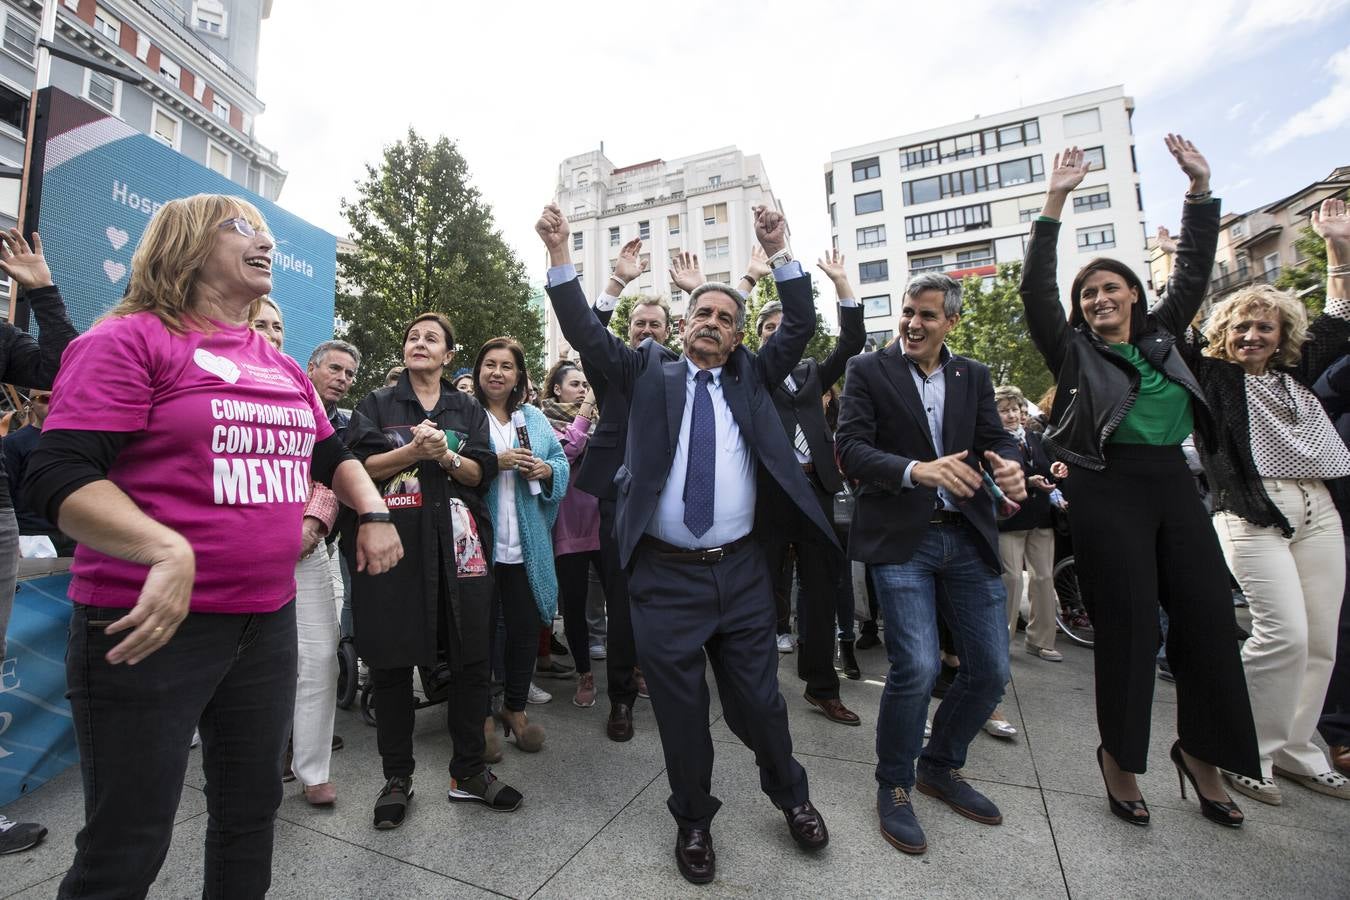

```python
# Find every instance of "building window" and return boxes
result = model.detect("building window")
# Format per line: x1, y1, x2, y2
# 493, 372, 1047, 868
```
160, 57, 182, 88
609, 226, 620, 246
825, 171, 834, 195
575, 262, 584, 282
207, 141, 230, 177
905, 203, 992, 242
193, 0, 228, 36
862, 294, 891, 318
856, 225, 887, 249
705, 237, 729, 259
859, 260, 889, 283
707, 271, 730, 284
909, 255, 944, 274
1018, 207, 1041, 223
93, 7, 120, 42
702, 202, 727, 226
670, 285, 683, 304
854, 191, 883, 215
955, 247, 994, 268
572, 231, 583, 251
1077, 225, 1116, 251
1063, 108, 1101, 137
1082, 146, 1105, 171
1135, 184, 1143, 212
852, 157, 881, 182
83, 69, 119, 115
829, 202, 836, 226
899, 118, 1040, 171
902, 155, 1044, 205
867, 330, 893, 347
212, 96, 230, 122
0, 83, 27, 132
708, 175, 721, 187
1230, 219, 1247, 239
2, 13, 37, 65
1073, 189, 1110, 212
151, 105, 180, 149
638, 220, 650, 241
667, 214, 679, 236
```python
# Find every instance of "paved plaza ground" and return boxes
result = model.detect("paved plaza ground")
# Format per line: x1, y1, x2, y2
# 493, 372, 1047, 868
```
4, 623, 1349, 898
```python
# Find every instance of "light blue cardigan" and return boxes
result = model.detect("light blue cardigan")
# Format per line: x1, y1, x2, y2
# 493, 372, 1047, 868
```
485, 403, 568, 623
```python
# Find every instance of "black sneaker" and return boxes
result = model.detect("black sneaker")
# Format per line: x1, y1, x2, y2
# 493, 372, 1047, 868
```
373, 776, 413, 829
0, 815, 47, 854
931, 661, 958, 699
448, 769, 522, 812
855, 625, 880, 650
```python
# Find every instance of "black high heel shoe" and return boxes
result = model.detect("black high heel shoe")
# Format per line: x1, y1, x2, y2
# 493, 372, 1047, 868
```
1096, 745, 1150, 826
1169, 741, 1243, 828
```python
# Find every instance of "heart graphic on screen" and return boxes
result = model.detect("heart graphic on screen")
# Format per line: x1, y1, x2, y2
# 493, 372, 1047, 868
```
105, 226, 129, 251
193, 348, 241, 384
102, 260, 126, 282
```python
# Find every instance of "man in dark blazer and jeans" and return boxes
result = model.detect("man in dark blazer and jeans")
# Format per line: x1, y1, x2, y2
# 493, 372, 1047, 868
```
539, 201, 832, 886
836, 272, 1025, 856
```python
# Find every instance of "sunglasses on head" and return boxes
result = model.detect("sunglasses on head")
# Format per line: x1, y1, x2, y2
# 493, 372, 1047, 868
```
219, 217, 271, 240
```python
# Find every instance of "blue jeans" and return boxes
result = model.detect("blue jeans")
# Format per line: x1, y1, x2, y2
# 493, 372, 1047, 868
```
872, 524, 1009, 790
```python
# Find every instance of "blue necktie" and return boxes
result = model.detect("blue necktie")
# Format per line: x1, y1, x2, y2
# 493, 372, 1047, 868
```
683, 369, 716, 537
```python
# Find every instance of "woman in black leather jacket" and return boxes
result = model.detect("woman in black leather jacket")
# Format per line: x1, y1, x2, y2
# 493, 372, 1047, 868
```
1019, 138, 1258, 830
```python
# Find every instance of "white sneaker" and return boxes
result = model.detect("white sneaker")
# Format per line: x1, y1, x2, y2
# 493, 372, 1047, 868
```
776, 633, 795, 654
589, 642, 606, 660
1026, 644, 1064, 662
190, 728, 201, 749
924, 720, 932, 740
983, 717, 1018, 739
527, 683, 552, 705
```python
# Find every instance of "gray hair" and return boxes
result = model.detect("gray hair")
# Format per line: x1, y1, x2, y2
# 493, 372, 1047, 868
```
688, 282, 747, 330
307, 339, 363, 369
755, 300, 783, 336
905, 272, 963, 318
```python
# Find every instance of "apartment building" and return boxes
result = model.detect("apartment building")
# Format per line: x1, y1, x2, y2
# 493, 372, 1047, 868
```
548, 145, 780, 360
825, 86, 1147, 345
0, 0, 285, 232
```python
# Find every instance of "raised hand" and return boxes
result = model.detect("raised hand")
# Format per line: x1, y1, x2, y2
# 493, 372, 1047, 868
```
753, 204, 787, 256
534, 203, 570, 257
614, 238, 648, 286
747, 245, 772, 282
668, 251, 704, 294
1155, 225, 1178, 256
0, 230, 53, 289
1164, 134, 1210, 193
1312, 197, 1350, 248
1047, 148, 1090, 196
817, 248, 847, 283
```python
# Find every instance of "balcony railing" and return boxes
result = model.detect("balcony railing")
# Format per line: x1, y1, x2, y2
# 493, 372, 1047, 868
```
1208, 265, 1282, 296
910, 256, 995, 276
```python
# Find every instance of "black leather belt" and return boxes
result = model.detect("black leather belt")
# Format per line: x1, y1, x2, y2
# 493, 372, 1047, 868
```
640, 533, 753, 564
930, 509, 965, 526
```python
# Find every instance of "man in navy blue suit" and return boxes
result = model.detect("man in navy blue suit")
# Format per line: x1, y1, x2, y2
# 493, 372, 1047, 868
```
538, 201, 832, 885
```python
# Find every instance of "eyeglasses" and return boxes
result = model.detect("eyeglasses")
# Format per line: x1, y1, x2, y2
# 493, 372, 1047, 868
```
219, 217, 271, 240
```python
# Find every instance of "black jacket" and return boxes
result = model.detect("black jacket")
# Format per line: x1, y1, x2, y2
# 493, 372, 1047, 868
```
996, 429, 1055, 532
1019, 201, 1221, 469
546, 271, 837, 568
1184, 313, 1350, 536
573, 305, 630, 501
1314, 355, 1350, 517
836, 342, 1019, 570
768, 302, 866, 496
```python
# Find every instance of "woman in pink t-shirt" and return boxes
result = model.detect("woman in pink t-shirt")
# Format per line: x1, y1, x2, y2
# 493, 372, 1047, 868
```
24, 194, 402, 899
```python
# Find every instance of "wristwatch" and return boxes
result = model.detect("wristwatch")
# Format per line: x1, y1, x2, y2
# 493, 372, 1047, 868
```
766, 248, 794, 270
448, 452, 463, 469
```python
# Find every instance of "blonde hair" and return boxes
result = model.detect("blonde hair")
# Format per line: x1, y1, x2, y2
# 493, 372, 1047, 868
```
106, 194, 269, 334
1202, 284, 1309, 368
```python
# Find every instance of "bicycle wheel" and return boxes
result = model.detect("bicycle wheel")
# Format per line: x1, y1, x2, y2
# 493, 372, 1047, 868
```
336, 637, 358, 710
1052, 556, 1095, 648
360, 682, 377, 727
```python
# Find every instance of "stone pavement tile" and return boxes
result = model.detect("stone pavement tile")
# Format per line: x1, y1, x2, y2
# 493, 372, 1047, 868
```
1045, 787, 1350, 900
535, 740, 1068, 900
0, 769, 206, 898
268, 691, 670, 899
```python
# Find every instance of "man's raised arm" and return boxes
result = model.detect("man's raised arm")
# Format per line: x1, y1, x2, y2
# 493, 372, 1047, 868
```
753, 205, 812, 386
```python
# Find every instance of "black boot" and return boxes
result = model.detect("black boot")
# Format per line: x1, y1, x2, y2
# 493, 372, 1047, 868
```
855, 622, 880, 650
838, 640, 861, 680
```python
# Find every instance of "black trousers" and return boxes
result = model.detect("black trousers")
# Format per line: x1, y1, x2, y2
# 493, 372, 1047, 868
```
597, 498, 638, 706
371, 577, 488, 783
1065, 444, 1259, 777
491, 563, 542, 712
629, 539, 809, 830
762, 481, 843, 700
1319, 528, 1350, 746
555, 550, 600, 675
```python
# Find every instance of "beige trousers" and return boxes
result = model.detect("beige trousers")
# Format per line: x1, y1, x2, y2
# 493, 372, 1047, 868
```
999, 527, 1058, 652
1215, 478, 1345, 778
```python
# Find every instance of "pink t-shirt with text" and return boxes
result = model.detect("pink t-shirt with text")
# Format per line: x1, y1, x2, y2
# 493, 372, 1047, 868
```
45, 312, 334, 613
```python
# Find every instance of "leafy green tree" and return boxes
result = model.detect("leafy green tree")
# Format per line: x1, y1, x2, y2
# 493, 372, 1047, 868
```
336, 128, 543, 399
741, 275, 838, 367
945, 262, 1054, 402
1275, 225, 1327, 318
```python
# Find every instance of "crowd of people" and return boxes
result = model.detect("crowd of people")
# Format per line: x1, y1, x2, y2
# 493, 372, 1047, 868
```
0, 131, 1349, 895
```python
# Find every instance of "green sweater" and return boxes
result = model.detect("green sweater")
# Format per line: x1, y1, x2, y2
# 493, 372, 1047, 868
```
1108, 342, 1193, 445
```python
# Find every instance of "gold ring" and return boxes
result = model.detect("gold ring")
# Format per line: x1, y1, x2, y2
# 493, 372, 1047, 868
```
153, 626, 165, 634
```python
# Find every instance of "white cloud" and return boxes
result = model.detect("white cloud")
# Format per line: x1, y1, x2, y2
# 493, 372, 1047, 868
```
1227, 101, 1247, 120
1256, 43, 1350, 153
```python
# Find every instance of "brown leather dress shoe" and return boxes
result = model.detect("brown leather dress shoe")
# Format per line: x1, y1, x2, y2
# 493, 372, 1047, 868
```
783, 800, 829, 850
607, 703, 634, 742
675, 827, 715, 884
1331, 745, 1350, 778
804, 693, 861, 726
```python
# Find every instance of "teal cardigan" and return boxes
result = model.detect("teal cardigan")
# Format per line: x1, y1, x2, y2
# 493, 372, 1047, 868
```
485, 403, 568, 623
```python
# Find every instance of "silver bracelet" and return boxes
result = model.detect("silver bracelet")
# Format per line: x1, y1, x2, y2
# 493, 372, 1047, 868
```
608, 274, 627, 290
1327, 264, 1350, 276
